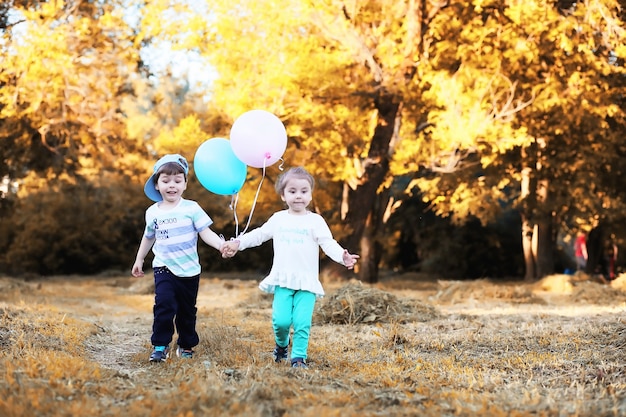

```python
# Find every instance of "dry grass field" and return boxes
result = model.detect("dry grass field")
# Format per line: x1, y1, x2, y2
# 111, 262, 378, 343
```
1, 271, 625, 416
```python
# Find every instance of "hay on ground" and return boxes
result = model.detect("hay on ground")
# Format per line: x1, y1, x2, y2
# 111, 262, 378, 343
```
126, 276, 154, 295
571, 280, 626, 303
434, 279, 544, 304
0, 277, 40, 297
314, 281, 439, 325
533, 274, 574, 294
533, 273, 626, 304
610, 274, 626, 291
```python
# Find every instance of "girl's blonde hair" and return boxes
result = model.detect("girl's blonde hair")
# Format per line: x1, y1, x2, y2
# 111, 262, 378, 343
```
275, 167, 314, 195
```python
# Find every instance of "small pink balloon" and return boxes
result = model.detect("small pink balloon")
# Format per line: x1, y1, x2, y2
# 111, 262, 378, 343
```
230, 110, 287, 168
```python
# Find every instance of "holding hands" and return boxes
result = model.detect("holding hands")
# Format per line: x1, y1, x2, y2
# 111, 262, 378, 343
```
221, 239, 240, 258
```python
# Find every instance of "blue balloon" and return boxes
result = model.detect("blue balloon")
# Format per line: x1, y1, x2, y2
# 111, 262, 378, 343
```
194, 138, 247, 195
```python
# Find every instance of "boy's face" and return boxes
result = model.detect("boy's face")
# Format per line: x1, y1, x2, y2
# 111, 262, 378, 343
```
155, 172, 187, 203
281, 178, 312, 214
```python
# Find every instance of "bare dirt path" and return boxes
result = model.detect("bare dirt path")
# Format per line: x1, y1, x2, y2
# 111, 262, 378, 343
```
23, 274, 260, 372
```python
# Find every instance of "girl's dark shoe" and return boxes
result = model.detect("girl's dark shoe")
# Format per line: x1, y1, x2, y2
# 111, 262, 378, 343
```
290, 358, 308, 369
273, 344, 288, 362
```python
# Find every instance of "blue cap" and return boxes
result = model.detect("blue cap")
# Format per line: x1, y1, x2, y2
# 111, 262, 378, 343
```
143, 154, 189, 202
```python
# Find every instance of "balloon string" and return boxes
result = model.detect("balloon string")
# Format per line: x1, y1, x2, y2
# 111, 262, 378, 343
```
238, 158, 267, 237
230, 193, 240, 238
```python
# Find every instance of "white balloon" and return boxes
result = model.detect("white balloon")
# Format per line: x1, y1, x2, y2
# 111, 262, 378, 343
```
230, 110, 287, 168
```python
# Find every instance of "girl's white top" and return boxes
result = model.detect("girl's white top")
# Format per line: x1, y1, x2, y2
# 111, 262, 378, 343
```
237, 210, 346, 297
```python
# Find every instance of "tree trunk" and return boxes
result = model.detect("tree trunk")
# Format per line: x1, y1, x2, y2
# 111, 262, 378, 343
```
521, 214, 536, 281
342, 93, 400, 283
533, 140, 554, 280
520, 139, 554, 281
357, 215, 382, 283
585, 225, 605, 275
534, 215, 554, 278
521, 204, 555, 282
520, 158, 536, 281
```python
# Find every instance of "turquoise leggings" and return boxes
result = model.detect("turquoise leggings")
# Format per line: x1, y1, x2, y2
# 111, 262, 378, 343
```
272, 287, 316, 360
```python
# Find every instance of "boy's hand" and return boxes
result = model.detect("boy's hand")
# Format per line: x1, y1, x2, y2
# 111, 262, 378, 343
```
221, 240, 240, 258
131, 261, 144, 277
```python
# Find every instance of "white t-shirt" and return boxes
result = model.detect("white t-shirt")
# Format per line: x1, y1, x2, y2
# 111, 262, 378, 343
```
237, 210, 345, 297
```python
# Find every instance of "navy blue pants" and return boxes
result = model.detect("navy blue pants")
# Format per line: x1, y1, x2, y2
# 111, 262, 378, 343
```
151, 266, 200, 349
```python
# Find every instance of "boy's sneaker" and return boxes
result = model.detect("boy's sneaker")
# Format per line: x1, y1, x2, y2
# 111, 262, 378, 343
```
176, 347, 194, 359
291, 358, 308, 369
149, 346, 169, 362
272, 344, 288, 362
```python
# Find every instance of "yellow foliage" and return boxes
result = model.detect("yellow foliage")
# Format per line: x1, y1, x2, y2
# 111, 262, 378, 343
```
0, 0, 145, 181
154, 115, 206, 154
2, 0, 626, 278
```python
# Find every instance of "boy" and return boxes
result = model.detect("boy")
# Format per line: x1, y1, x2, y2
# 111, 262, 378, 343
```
132, 154, 224, 362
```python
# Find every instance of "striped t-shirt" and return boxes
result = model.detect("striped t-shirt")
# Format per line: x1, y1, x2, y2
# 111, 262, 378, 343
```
144, 198, 212, 277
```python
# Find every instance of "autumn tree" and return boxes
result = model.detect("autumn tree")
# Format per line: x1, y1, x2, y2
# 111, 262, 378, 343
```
3, 0, 624, 279
0, 0, 233, 273
0, 1, 148, 182
150, 0, 545, 282
0, 0, 217, 185
412, 0, 626, 280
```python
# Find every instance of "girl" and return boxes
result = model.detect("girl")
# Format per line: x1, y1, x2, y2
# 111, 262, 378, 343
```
222, 167, 359, 368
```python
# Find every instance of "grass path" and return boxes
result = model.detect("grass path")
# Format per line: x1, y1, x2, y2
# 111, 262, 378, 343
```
1, 273, 625, 416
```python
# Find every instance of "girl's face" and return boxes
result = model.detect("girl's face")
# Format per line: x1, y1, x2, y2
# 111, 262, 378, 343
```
156, 173, 187, 204
281, 178, 312, 214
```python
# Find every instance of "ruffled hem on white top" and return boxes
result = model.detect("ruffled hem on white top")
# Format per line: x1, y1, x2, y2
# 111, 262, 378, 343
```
258, 271, 325, 298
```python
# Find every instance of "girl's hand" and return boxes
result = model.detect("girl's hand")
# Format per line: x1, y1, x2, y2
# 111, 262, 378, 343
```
221, 240, 240, 258
342, 249, 359, 270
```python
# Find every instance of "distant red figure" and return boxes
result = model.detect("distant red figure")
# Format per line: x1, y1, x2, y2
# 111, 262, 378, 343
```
574, 232, 588, 271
